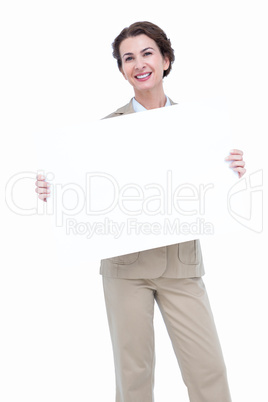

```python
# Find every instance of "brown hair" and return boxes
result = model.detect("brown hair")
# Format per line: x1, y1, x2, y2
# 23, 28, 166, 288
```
112, 21, 175, 78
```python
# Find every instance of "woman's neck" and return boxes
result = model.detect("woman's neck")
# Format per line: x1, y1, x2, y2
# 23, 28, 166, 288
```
133, 87, 167, 110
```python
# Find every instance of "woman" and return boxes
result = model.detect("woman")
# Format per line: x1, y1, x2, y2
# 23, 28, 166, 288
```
36, 21, 246, 402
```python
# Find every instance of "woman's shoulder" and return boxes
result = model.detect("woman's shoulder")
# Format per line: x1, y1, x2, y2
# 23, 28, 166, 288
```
102, 97, 177, 120
102, 99, 135, 120
169, 98, 177, 105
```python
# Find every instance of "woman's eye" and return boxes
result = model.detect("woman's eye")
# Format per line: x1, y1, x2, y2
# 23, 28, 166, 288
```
125, 56, 133, 62
144, 52, 152, 56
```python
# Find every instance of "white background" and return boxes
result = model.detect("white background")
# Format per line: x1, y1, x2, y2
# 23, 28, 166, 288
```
1, 0, 267, 401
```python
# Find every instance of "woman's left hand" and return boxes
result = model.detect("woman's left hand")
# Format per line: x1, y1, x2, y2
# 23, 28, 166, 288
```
225, 149, 246, 178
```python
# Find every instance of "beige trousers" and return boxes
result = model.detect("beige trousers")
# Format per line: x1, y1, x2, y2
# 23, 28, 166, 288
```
102, 276, 232, 402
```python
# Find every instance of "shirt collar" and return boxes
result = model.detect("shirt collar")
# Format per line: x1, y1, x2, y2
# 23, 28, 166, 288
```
132, 96, 171, 113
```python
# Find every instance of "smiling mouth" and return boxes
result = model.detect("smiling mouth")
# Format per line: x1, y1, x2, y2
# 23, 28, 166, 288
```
135, 72, 152, 80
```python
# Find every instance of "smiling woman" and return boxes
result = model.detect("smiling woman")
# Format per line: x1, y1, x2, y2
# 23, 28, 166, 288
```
112, 21, 175, 110
119, 35, 170, 108
35, 21, 246, 402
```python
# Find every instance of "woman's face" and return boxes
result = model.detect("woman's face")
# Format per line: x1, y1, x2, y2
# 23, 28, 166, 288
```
119, 34, 170, 95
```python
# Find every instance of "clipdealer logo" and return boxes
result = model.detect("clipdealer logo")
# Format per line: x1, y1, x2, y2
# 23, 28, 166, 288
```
227, 170, 263, 233
5, 169, 264, 237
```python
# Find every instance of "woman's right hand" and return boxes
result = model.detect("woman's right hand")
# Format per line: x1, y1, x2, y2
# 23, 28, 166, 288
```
35, 174, 50, 202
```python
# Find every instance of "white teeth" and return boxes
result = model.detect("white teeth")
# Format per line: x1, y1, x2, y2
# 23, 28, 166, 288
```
136, 73, 150, 79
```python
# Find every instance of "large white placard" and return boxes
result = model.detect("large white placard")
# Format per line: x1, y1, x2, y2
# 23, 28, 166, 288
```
34, 99, 239, 262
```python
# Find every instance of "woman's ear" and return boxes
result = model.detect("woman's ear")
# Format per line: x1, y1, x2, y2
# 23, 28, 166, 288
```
163, 55, 170, 72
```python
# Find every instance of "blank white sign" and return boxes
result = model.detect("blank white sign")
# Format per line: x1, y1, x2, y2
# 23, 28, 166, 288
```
20, 98, 248, 263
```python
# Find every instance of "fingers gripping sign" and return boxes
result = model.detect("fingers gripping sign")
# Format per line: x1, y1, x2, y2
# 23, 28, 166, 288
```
225, 149, 246, 178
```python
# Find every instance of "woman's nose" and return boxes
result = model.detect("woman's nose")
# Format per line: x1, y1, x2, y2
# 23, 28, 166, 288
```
134, 57, 145, 70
